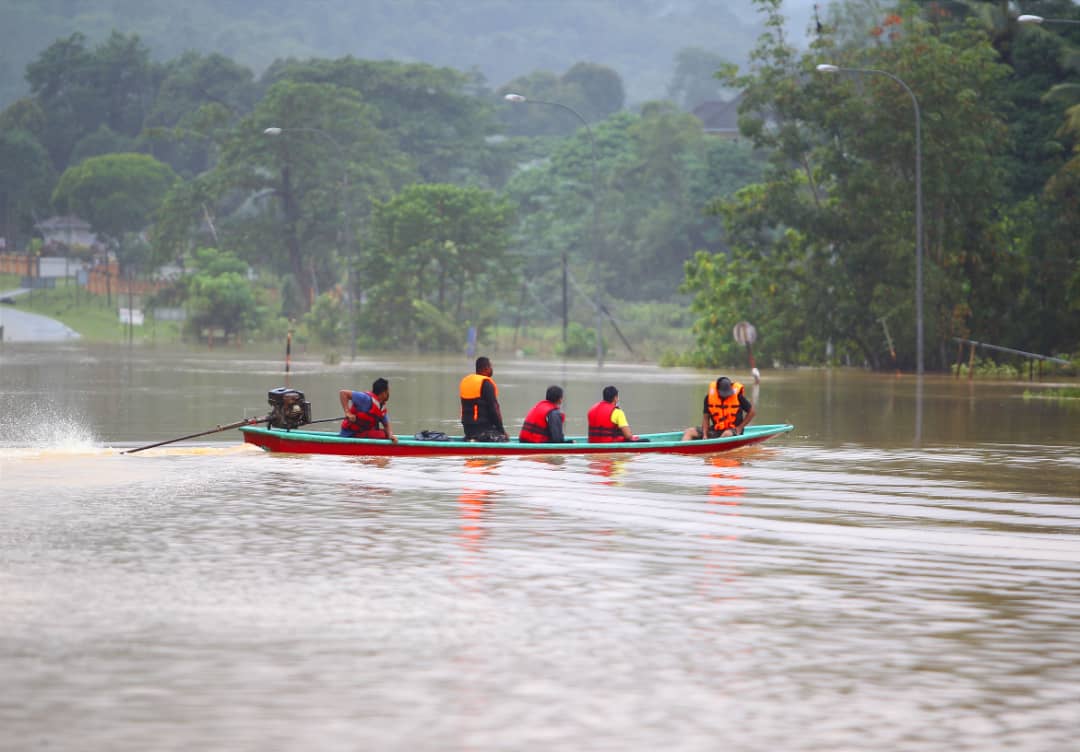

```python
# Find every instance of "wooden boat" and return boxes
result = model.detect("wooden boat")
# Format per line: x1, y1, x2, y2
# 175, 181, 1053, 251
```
240, 423, 794, 457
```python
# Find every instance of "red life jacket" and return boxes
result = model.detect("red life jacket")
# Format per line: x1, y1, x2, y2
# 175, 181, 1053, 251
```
706, 380, 744, 432
587, 400, 624, 443
340, 391, 385, 435
519, 400, 562, 443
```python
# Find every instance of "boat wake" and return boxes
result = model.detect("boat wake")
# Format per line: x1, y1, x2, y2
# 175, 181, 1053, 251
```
0, 402, 99, 454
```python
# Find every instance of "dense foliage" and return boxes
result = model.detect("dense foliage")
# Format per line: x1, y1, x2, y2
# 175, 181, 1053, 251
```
0, 26, 763, 352
681, 0, 1080, 370
361, 183, 516, 350
1, 0, 1077, 367
180, 247, 265, 340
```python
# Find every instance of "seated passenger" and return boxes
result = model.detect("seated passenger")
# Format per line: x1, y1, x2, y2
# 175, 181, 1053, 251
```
681, 376, 755, 441
587, 385, 639, 443
518, 385, 571, 443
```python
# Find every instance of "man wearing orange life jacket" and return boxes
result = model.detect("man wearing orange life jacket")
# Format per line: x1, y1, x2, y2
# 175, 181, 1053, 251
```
587, 385, 639, 443
459, 356, 508, 442
681, 376, 755, 441
519, 385, 570, 443
339, 378, 398, 442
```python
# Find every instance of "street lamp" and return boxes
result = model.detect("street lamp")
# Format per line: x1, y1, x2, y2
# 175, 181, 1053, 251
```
1017, 14, 1080, 24
816, 64, 925, 375
263, 126, 357, 359
504, 92, 603, 363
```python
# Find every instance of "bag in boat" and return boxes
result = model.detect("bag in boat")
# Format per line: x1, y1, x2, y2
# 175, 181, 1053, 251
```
414, 430, 453, 442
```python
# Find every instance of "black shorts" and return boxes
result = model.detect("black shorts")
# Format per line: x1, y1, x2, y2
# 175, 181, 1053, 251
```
702, 427, 740, 439
466, 428, 508, 442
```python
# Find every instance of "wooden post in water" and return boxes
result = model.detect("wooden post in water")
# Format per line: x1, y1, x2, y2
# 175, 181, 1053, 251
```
968, 342, 976, 382
285, 321, 293, 386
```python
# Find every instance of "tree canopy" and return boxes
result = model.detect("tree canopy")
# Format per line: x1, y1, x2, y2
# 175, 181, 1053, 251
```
679, 0, 1079, 369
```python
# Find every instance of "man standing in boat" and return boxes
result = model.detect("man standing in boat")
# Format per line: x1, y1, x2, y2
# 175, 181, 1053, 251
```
519, 385, 571, 443
460, 356, 508, 442
586, 385, 641, 443
682, 376, 755, 441
339, 378, 398, 443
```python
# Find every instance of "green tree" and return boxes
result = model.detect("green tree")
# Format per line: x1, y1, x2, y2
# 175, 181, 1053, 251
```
562, 62, 625, 120
683, 1, 1011, 370
182, 247, 263, 340
363, 183, 516, 349
0, 128, 54, 251
26, 32, 159, 170
667, 47, 735, 110
497, 63, 626, 137
142, 51, 258, 177
262, 57, 498, 184
52, 152, 178, 267
504, 108, 763, 304
179, 79, 410, 318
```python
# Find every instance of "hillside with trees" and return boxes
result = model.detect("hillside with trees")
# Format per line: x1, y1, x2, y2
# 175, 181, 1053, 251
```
0, 0, 1077, 370
681, 0, 1079, 371
0, 0, 770, 109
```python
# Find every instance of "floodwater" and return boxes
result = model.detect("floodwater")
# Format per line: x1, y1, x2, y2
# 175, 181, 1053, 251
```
1, 344, 1078, 751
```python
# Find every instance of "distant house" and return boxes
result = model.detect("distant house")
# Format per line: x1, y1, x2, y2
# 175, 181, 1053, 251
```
692, 97, 742, 139
34, 215, 104, 253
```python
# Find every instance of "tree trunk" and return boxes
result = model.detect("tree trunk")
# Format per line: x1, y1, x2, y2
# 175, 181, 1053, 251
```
281, 165, 311, 311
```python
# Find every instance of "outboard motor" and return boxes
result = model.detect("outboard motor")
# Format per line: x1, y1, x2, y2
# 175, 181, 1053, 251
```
267, 387, 312, 430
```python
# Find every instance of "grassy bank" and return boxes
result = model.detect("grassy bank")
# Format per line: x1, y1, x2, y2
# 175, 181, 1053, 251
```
0, 274, 182, 343
1, 273, 692, 359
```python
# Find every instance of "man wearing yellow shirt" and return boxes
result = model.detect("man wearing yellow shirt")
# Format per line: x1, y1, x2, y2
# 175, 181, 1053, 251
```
586, 385, 640, 443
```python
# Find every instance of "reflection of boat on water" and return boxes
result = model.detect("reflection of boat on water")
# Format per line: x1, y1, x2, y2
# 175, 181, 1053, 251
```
457, 458, 501, 561
458, 487, 493, 553
240, 424, 794, 457
587, 456, 632, 484
707, 455, 747, 498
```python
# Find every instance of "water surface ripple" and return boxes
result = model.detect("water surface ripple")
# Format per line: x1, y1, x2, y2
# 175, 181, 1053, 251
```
3, 435, 1079, 751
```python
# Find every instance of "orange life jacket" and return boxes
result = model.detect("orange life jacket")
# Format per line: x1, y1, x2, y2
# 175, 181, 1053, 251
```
706, 380, 744, 432
460, 373, 498, 427
587, 400, 624, 443
340, 391, 385, 435
519, 400, 562, 443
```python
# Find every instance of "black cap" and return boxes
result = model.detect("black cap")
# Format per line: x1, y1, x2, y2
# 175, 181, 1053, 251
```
716, 377, 734, 397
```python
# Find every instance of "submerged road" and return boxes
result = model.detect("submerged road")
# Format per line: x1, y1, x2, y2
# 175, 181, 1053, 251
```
0, 289, 81, 342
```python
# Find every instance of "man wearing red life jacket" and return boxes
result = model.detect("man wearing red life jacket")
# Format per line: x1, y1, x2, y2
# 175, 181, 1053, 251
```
460, 356, 508, 442
339, 378, 398, 442
587, 385, 639, 443
518, 385, 571, 443
681, 376, 755, 441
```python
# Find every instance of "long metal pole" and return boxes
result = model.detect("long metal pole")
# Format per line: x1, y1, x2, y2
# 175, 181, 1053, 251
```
506, 95, 602, 365
822, 68, 923, 375
342, 169, 355, 360
561, 251, 568, 346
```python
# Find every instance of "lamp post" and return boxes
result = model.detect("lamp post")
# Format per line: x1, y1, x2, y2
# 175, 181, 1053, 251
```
816, 64, 924, 375
1017, 14, 1080, 24
263, 126, 357, 359
504, 92, 603, 364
